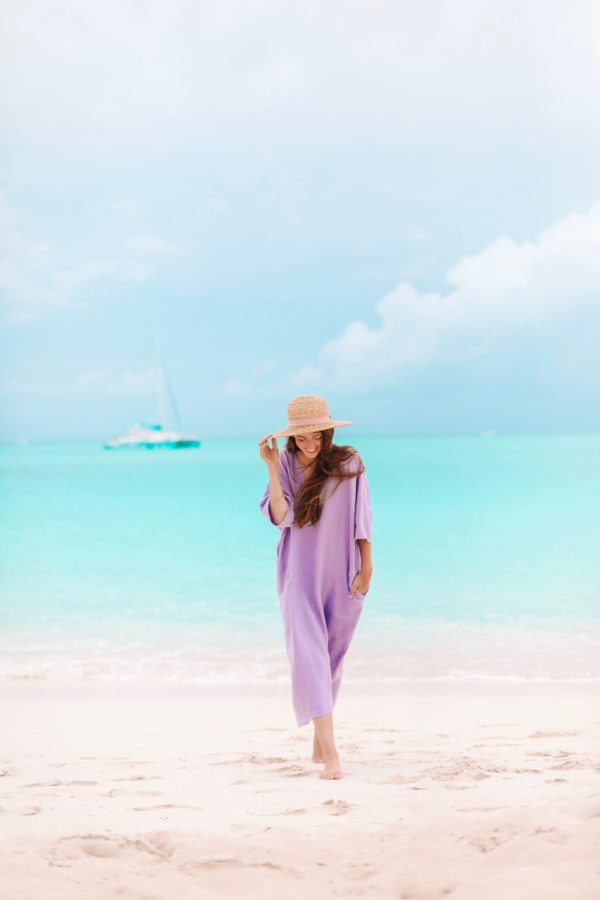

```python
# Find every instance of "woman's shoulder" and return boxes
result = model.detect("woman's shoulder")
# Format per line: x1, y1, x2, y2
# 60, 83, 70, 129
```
334, 445, 364, 475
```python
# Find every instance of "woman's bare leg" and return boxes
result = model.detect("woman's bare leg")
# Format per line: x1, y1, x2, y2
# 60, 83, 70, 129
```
312, 713, 342, 779
312, 731, 324, 763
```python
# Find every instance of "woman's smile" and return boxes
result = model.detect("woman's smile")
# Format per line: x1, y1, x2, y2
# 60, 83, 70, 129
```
295, 432, 323, 461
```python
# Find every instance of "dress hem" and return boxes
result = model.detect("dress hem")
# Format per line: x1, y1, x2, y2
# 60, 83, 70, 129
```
296, 705, 334, 728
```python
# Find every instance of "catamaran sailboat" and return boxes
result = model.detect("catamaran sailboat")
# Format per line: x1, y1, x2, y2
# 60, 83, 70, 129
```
104, 338, 201, 450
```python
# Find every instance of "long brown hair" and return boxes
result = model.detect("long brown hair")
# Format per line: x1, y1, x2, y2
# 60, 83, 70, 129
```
285, 428, 365, 528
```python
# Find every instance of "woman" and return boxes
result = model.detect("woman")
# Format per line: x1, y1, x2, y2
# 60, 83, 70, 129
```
259, 394, 372, 780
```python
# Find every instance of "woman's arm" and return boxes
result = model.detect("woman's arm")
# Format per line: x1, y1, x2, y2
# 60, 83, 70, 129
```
259, 434, 290, 526
358, 538, 372, 575
350, 539, 373, 597
267, 464, 289, 525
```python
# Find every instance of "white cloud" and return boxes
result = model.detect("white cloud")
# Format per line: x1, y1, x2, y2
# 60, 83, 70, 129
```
206, 197, 230, 213
0, 189, 172, 323
110, 199, 145, 217
400, 225, 434, 243
0, 205, 114, 322
286, 200, 600, 387
211, 201, 600, 397
126, 236, 182, 255
217, 378, 258, 397
252, 360, 277, 378
2, 1, 600, 155
211, 361, 280, 397
1, 368, 158, 398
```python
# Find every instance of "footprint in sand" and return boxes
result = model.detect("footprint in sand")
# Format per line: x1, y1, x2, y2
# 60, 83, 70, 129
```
441, 784, 475, 791
211, 754, 289, 766
273, 764, 311, 778
112, 775, 163, 782
422, 759, 508, 782
471, 742, 518, 748
468, 823, 519, 853
24, 779, 97, 788
132, 803, 203, 812
1, 805, 42, 816
101, 788, 163, 798
533, 824, 568, 844
381, 775, 423, 786
49, 833, 173, 862
549, 758, 591, 771
322, 799, 354, 815
529, 730, 580, 739
363, 727, 406, 733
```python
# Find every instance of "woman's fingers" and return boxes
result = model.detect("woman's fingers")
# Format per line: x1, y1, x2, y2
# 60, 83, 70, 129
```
349, 577, 370, 598
259, 434, 280, 471
259, 434, 275, 456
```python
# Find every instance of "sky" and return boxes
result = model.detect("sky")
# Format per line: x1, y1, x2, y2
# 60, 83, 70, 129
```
1, 0, 599, 440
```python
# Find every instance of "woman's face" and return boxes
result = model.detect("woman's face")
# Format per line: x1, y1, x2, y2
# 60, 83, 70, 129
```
295, 431, 323, 461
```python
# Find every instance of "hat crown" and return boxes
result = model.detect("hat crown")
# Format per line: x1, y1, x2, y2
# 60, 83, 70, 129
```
270, 394, 351, 437
287, 394, 328, 422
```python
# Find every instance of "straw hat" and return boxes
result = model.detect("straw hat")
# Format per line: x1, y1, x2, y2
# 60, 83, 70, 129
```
271, 394, 352, 438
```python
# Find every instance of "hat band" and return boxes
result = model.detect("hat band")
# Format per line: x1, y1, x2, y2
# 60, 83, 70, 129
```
287, 414, 332, 427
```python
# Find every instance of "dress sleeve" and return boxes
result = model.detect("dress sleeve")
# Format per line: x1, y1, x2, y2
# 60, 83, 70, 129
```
259, 451, 295, 530
354, 469, 372, 542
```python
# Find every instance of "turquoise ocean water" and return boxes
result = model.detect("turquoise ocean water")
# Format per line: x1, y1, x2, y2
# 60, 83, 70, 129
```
1, 435, 599, 685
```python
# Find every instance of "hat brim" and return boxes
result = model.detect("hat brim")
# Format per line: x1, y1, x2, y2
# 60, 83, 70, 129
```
271, 420, 352, 438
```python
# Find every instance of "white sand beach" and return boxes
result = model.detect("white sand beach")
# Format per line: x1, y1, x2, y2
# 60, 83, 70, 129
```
1, 680, 598, 899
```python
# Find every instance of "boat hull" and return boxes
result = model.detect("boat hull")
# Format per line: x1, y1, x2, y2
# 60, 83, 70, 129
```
104, 439, 201, 450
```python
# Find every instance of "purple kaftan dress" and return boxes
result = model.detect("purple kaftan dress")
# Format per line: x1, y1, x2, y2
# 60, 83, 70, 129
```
260, 447, 372, 727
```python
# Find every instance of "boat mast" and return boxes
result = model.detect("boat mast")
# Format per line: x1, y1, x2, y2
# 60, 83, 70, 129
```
154, 332, 183, 432
155, 333, 167, 429
164, 367, 183, 432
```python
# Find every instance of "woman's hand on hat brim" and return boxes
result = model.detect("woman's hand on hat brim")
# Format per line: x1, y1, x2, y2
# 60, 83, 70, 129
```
259, 433, 280, 471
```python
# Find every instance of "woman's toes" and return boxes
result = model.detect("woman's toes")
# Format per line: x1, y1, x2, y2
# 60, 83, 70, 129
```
320, 756, 343, 779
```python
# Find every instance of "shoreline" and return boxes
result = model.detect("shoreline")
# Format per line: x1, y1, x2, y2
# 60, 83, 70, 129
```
2, 676, 600, 701
2, 616, 599, 687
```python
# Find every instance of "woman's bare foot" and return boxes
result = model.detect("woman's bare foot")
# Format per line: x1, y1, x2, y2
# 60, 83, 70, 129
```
320, 751, 343, 780
312, 734, 324, 764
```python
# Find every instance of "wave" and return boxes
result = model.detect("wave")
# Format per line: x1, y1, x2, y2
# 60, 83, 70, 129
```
1, 617, 599, 685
